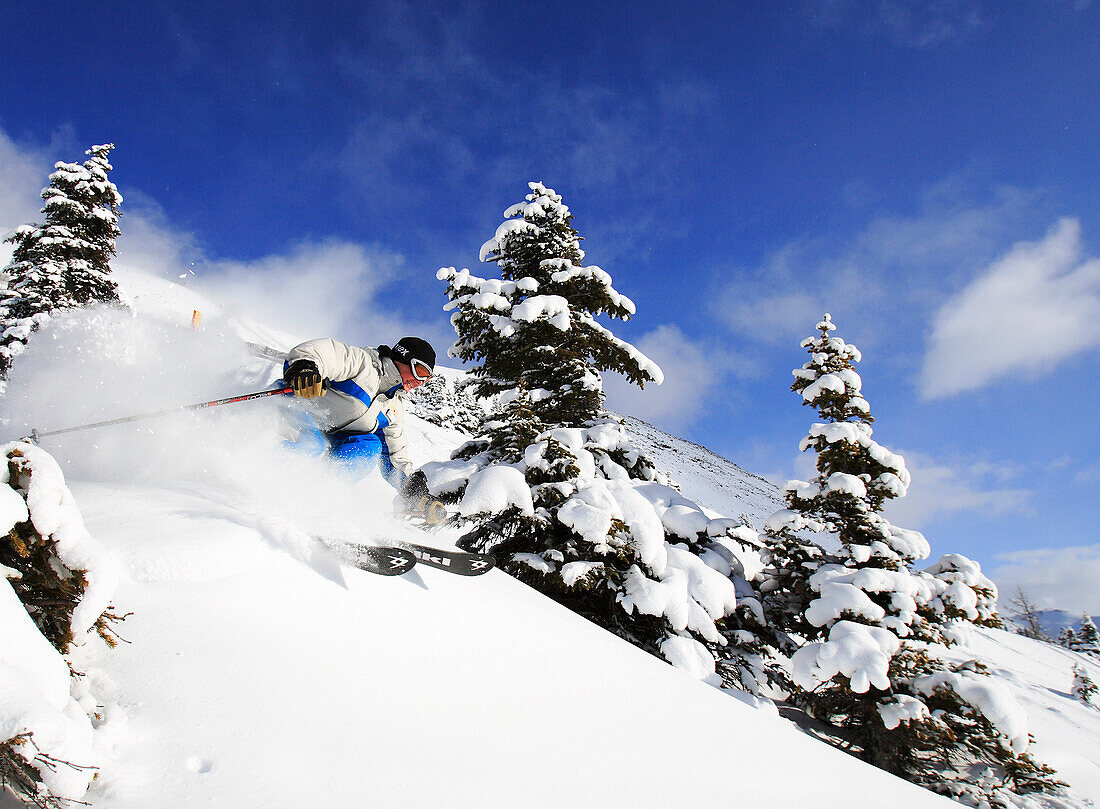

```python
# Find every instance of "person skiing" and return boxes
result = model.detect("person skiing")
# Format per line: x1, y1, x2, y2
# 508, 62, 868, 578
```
280, 335, 444, 522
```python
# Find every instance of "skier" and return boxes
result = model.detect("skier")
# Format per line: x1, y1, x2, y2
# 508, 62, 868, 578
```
281, 335, 444, 522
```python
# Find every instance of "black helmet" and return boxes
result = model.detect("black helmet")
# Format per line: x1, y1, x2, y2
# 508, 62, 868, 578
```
391, 336, 436, 374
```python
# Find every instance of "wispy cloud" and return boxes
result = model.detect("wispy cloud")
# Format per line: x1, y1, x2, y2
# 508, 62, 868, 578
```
0, 131, 51, 237
6, 128, 117, 273
921, 218, 1100, 399
114, 195, 445, 350
877, 0, 990, 47
1075, 461, 1100, 486
192, 242, 412, 345
774, 445, 1032, 535
809, 0, 990, 48
602, 324, 758, 434
882, 450, 1033, 531
113, 191, 207, 278
713, 180, 1035, 348
0, 127, 84, 267
989, 544, 1100, 615
324, 2, 713, 264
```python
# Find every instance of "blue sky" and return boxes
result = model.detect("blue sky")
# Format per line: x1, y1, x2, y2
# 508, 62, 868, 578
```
2, 0, 1099, 612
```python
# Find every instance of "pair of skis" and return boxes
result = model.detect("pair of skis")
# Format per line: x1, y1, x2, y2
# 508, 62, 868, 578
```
349, 540, 494, 577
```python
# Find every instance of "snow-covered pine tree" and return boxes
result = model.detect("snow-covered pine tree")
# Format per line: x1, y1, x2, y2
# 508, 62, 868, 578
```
406, 371, 484, 435
440, 182, 658, 429
1074, 615, 1100, 656
761, 313, 932, 648
0, 144, 123, 378
1, 443, 124, 805
431, 182, 776, 693
758, 507, 828, 661
1059, 626, 1079, 649
781, 315, 1062, 805
1072, 664, 1098, 707
924, 553, 1003, 630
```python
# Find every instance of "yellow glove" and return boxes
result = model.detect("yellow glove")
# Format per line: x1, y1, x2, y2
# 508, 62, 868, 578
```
285, 360, 324, 399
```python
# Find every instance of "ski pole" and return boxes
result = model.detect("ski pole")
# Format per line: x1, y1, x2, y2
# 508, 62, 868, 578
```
25, 387, 293, 443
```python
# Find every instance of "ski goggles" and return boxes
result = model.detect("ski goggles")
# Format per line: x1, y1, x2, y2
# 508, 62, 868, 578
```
410, 357, 433, 381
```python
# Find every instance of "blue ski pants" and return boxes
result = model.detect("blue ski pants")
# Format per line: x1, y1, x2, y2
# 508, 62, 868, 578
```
282, 409, 403, 487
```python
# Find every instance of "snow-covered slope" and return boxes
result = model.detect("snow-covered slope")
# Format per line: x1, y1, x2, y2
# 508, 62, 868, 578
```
50, 476, 956, 809
619, 413, 783, 526
1, 269, 1097, 808
951, 629, 1100, 800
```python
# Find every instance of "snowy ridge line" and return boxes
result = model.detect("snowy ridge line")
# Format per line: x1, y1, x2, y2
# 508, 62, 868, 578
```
620, 415, 776, 489
618, 414, 782, 506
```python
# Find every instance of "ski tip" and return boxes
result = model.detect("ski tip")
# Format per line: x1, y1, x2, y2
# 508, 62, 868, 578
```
356, 546, 417, 576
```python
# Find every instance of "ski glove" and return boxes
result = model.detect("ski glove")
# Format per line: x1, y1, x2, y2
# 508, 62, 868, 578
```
285, 360, 325, 399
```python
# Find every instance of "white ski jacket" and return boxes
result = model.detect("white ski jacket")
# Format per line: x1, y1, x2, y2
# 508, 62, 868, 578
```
284, 338, 414, 478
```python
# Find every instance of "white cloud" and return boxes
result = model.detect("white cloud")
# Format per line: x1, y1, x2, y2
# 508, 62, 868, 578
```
0, 125, 96, 244
877, 0, 989, 47
113, 192, 208, 280
602, 324, 757, 433
113, 199, 440, 349
0, 130, 56, 267
1074, 460, 1100, 486
882, 451, 1032, 531
921, 218, 1100, 399
714, 243, 841, 345
0, 131, 51, 232
778, 444, 1031, 532
192, 241, 417, 347
988, 544, 1100, 615
714, 181, 1033, 347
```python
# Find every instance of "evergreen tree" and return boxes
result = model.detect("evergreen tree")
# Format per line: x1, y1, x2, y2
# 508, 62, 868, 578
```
433, 183, 776, 692
0, 144, 122, 378
1072, 664, 1098, 707
758, 507, 828, 657
440, 182, 659, 433
406, 371, 484, 435
1075, 615, 1100, 655
779, 315, 1062, 805
1058, 626, 1079, 649
924, 553, 1003, 630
